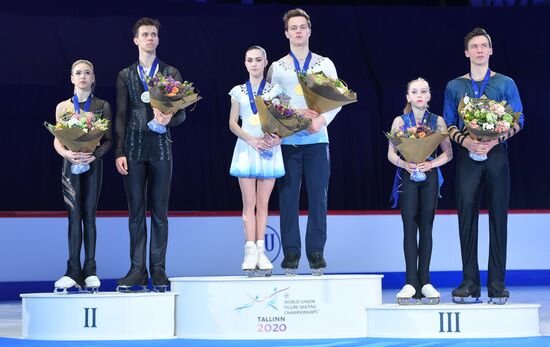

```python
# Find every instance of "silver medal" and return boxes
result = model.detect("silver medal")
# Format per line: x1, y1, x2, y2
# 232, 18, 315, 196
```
141, 91, 150, 103
463, 95, 470, 104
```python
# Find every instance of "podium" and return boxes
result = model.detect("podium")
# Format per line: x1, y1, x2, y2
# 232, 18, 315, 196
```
365, 303, 541, 338
20, 292, 176, 340
171, 274, 383, 339
19, 275, 542, 340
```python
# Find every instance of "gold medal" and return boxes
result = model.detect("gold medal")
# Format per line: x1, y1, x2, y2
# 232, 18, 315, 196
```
294, 84, 303, 96
249, 113, 260, 126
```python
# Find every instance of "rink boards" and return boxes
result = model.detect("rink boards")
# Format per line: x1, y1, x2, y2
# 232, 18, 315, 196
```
20, 274, 541, 340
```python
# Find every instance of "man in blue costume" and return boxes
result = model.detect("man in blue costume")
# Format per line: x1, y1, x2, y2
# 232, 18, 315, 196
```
443, 28, 524, 304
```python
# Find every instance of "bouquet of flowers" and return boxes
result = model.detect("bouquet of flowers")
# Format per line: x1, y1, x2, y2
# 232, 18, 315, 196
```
254, 95, 311, 138
298, 71, 357, 113
254, 94, 311, 159
385, 123, 448, 182
458, 95, 522, 161
147, 74, 202, 133
44, 106, 109, 174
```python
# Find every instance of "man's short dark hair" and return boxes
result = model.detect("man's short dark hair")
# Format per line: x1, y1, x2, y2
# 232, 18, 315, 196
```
464, 27, 492, 50
133, 17, 161, 37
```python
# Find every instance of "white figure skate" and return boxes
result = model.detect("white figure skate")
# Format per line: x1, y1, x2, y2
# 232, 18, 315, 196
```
256, 240, 273, 277
396, 284, 419, 305
421, 284, 440, 304
54, 276, 82, 294
242, 241, 259, 277
84, 276, 101, 293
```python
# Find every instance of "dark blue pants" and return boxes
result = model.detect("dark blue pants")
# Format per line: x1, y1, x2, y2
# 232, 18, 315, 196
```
455, 144, 509, 289
278, 143, 330, 260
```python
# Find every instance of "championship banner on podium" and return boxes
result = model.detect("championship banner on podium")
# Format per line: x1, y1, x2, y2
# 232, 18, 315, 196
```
172, 275, 382, 339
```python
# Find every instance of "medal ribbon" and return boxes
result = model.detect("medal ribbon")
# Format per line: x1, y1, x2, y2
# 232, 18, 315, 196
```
138, 58, 159, 92
72, 94, 92, 114
246, 79, 266, 115
469, 68, 491, 97
405, 110, 430, 128
289, 51, 312, 75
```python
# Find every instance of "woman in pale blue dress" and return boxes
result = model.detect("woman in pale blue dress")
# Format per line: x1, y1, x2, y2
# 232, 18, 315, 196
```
228, 46, 284, 275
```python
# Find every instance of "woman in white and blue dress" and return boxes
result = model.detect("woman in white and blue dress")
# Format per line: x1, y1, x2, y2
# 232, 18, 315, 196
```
228, 46, 284, 275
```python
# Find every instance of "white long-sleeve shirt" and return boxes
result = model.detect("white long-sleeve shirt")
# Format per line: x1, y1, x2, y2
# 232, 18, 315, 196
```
267, 53, 341, 145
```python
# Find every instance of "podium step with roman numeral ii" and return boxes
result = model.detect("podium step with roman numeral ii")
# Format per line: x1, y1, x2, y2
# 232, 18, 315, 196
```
20, 292, 176, 340
171, 274, 383, 339
365, 303, 541, 338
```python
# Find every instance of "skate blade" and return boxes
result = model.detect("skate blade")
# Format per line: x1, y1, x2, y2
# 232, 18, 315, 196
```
284, 269, 297, 276
116, 285, 148, 293
243, 269, 258, 278
53, 288, 68, 295
255, 269, 273, 277
54, 285, 84, 295
397, 298, 421, 305
488, 297, 508, 305
84, 287, 100, 294
311, 268, 324, 276
421, 297, 440, 305
452, 296, 482, 304
152, 285, 169, 293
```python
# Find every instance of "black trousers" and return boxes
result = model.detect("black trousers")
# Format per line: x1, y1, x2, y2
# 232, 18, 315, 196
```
456, 144, 509, 288
278, 143, 330, 258
123, 159, 172, 274
62, 159, 103, 281
399, 169, 439, 296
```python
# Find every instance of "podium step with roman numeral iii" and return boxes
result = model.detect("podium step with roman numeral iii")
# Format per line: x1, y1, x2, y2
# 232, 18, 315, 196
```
171, 274, 383, 339
20, 292, 176, 340
365, 303, 541, 338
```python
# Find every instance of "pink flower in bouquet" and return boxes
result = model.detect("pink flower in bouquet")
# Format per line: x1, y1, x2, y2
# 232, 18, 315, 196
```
490, 103, 506, 116
494, 120, 510, 133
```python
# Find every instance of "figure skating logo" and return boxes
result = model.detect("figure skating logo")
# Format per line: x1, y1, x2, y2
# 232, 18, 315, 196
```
234, 287, 290, 312
265, 226, 281, 262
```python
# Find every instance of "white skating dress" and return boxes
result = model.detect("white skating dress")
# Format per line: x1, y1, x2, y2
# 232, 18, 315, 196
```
229, 82, 285, 179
